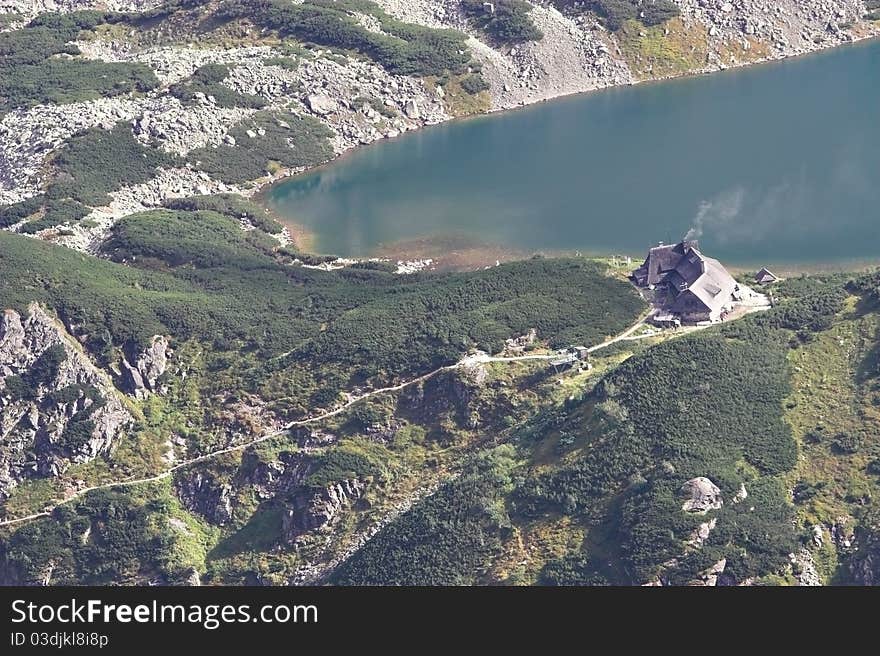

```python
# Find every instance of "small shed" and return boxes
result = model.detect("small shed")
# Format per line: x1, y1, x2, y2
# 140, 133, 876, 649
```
754, 267, 778, 285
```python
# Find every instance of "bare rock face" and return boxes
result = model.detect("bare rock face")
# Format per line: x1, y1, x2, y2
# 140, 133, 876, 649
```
690, 558, 727, 586
791, 548, 822, 586
173, 451, 314, 526
680, 477, 723, 513
0, 304, 132, 498
849, 511, 880, 585
174, 470, 236, 526
120, 336, 170, 399
282, 479, 366, 543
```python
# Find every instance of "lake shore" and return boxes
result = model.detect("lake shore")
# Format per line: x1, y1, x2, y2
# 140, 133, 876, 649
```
256, 31, 880, 266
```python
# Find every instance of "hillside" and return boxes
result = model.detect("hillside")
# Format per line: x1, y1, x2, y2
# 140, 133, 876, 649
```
1, 1, 880, 587
0, 1, 877, 252
334, 275, 880, 586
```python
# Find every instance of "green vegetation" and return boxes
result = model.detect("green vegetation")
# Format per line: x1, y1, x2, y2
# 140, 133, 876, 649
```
48, 123, 180, 206
188, 110, 334, 184
0, 13, 157, 114
163, 193, 283, 235
333, 447, 517, 585
0, 484, 210, 585
305, 446, 388, 488
288, 257, 647, 384
551, 0, 679, 31
102, 209, 279, 269
340, 280, 865, 585
0, 220, 644, 412
6, 344, 67, 401
0, 197, 44, 229
461, 0, 544, 44
460, 74, 491, 95
0, 196, 92, 234
216, 0, 473, 77
169, 63, 267, 109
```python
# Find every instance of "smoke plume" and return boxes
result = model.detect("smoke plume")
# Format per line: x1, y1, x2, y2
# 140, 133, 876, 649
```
684, 188, 745, 242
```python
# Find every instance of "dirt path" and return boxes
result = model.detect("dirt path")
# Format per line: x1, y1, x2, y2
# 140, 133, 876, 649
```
0, 307, 751, 529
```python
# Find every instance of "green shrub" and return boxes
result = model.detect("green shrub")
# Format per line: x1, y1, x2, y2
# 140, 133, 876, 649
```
0, 488, 178, 585
551, 0, 679, 31
305, 448, 387, 488
332, 448, 517, 584
540, 553, 609, 585
169, 63, 267, 109
216, 0, 472, 77
460, 74, 491, 95
0, 196, 45, 228
461, 0, 543, 44
188, 111, 333, 184
0, 15, 157, 114
163, 194, 283, 234
17, 199, 91, 234
47, 124, 180, 206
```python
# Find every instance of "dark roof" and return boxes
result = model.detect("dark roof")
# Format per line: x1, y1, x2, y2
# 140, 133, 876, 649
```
636, 241, 691, 286
755, 267, 778, 283
668, 251, 737, 316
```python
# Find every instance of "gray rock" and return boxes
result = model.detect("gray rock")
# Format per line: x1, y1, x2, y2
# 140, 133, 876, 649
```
403, 99, 421, 119
680, 477, 723, 513
306, 94, 339, 116
282, 478, 366, 543
120, 335, 169, 398
0, 304, 132, 498
691, 558, 727, 586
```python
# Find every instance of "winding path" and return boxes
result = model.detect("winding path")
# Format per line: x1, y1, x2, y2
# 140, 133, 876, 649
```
0, 310, 680, 529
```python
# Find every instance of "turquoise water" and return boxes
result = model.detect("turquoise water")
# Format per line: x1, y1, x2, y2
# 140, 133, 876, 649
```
267, 39, 880, 265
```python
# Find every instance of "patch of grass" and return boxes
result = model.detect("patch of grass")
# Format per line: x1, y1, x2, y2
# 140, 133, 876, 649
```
784, 305, 880, 535
427, 75, 491, 117
616, 17, 707, 80
216, 0, 473, 77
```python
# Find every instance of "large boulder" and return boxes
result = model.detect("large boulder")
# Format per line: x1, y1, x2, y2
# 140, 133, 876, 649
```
680, 477, 723, 513
306, 94, 339, 116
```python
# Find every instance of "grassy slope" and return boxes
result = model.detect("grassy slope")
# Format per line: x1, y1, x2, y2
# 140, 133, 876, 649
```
0, 216, 646, 584
333, 276, 880, 586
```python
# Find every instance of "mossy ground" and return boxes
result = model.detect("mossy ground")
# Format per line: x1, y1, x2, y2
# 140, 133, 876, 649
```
783, 295, 880, 581
616, 17, 772, 81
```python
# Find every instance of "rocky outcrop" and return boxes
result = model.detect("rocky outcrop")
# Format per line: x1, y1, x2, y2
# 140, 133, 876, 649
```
401, 367, 490, 431
0, 97, 150, 206
119, 336, 170, 399
282, 479, 366, 543
680, 477, 724, 513
374, 1, 878, 110
173, 470, 236, 526
0, 1, 163, 20
677, 0, 871, 60
173, 451, 314, 527
690, 558, 728, 586
848, 510, 880, 585
0, 304, 132, 498
791, 548, 822, 586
